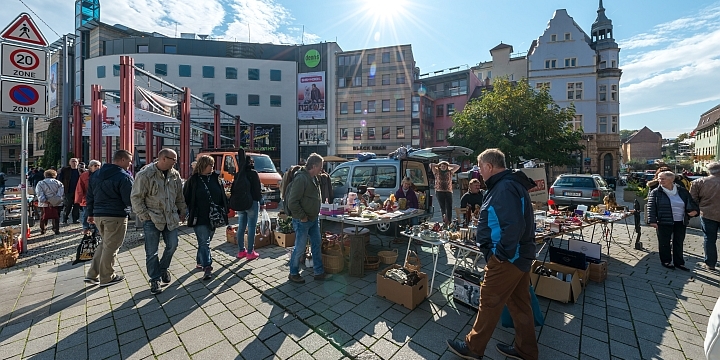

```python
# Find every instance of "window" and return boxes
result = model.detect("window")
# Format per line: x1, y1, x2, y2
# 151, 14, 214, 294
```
599, 116, 607, 133
354, 76, 362, 86
135, 63, 144, 70
382, 74, 390, 85
97, 66, 106, 78
447, 103, 455, 116
270, 95, 281, 107
155, 64, 167, 76
248, 68, 260, 80
351, 166, 373, 187
564, 58, 577, 67
354, 101, 362, 114
397, 126, 405, 139
487, 71, 492, 78
611, 60, 616, 68
376, 166, 397, 189
112, 64, 120, 76
570, 115, 582, 131
551, 34, 557, 42
9, 120, 16, 128
338, 78, 346, 88
382, 127, 390, 139
535, 82, 550, 90
564, 33, 571, 41
270, 70, 281, 81
202, 93, 215, 104
436, 129, 446, 141
396, 99, 405, 112
368, 127, 376, 140
611, 116, 618, 133
382, 100, 390, 112
248, 94, 260, 106
367, 54, 375, 64
354, 127, 362, 140
396, 73, 406, 84
225, 93, 237, 105
338, 56, 345, 66
340, 128, 348, 140
599, 61, 606, 69
396, 50, 404, 62
599, 85, 607, 101
545, 60, 557, 69
436, 104, 444, 117
367, 76, 376, 86
137, 45, 148, 53
164, 45, 177, 54
368, 100, 376, 113
382, 52, 390, 63
567, 82, 583, 100
340, 102, 348, 114
203, 66, 214, 78
226, 67, 237, 79
179, 65, 191, 77
224, 155, 236, 174
412, 124, 420, 139
611, 85, 617, 101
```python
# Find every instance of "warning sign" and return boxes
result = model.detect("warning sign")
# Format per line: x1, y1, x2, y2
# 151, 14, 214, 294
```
0, 80, 46, 115
1, 43, 47, 81
0, 13, 48, 47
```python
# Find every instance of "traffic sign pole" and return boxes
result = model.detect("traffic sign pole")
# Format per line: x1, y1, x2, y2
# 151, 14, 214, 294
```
20, 115, 27, 253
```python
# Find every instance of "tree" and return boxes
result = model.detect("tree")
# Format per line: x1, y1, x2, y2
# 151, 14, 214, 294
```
447, 78, 584, 167
39, 118, 61, 169
677, 132, 690, 142
619, 129, 637, 142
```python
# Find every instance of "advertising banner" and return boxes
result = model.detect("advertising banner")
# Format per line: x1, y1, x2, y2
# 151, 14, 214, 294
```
49, 62, 57, 108
82, 105, 119, 137
518, 167, 548, 203
297, 71, 325, 120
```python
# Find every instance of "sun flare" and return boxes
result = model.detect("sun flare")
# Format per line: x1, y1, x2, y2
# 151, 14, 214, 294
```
363, 0, 408, 21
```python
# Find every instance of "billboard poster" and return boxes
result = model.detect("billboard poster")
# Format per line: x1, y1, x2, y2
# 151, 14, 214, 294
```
297, 71, 325, 120
49, 62, 58, 108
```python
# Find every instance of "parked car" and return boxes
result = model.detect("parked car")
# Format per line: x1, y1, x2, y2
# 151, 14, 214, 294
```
197, 149, 282, 202
549, 174, 613, 207
329, 146, 473, 234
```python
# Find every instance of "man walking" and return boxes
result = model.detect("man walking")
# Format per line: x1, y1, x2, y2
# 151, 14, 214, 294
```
131, 149, 187, 295
691, 162, 720, 271
447, 148, 538, 360
85, 150, 134, 287
58, 158, 84, 224
286, 153, 329, 283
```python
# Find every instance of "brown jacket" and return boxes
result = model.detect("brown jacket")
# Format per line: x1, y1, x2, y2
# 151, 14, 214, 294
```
690, 175, 720, 222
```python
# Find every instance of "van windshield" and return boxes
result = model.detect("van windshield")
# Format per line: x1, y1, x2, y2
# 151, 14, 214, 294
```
251, 155, 277, 173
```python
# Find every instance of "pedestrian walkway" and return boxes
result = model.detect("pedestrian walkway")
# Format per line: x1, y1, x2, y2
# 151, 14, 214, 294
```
0, 191, 718, 359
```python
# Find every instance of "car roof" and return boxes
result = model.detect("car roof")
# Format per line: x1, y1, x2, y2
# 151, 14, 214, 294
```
558, 174, 595, 177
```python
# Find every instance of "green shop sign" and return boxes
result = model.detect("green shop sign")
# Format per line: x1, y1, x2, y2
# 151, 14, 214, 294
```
304, 49, 320, 68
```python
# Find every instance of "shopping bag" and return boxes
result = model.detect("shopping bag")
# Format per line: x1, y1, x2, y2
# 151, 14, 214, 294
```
258, 207, 271, 237
72, 226, 101, 265
500, 285, 544, 328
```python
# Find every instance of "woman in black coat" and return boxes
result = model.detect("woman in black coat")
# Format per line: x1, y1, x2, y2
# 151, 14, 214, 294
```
183, 155, 229, 280
647, 171, 699, 270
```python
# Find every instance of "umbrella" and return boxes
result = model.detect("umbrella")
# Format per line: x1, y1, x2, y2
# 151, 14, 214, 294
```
324, 155, 348, 163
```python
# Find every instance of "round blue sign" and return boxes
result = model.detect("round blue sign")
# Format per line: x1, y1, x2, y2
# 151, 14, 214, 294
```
9, 85, 39, 106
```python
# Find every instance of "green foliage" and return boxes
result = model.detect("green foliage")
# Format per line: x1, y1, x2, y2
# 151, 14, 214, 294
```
677, 132, 690, 142
625, 181, 640, 191
636, 186, 649, 199
619, 129, 637, 142
39, 119, 61, 169
277, 216, 294, 234
447, 78, 584, 167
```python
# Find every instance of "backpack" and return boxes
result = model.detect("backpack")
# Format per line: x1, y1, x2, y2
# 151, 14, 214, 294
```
228, 172, 253, 211
281, 167, 301, 217
41, 181, 64, 206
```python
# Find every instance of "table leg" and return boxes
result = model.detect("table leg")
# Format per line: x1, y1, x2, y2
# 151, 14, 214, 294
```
429, 244, 439, 296
404, 236, 413, 267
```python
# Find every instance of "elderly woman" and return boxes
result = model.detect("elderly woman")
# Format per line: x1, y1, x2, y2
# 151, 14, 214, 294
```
430, 160, 461, 224
647, 171, 699, 270
395, 177, 419, 209
35, 169, 64, 235
75, 160, 102, 235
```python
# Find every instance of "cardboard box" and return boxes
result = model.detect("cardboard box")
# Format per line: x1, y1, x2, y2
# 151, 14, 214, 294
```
589, 261, 608, 283
453, 269, 483, 309
254, 231, 273, 249
274, 232, 296, 248
549, 261, 590, 288
377, 264, 428, 310
530, 261, 583, 303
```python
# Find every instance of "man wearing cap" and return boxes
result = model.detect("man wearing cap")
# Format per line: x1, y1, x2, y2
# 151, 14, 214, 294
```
430, 160, 460, 224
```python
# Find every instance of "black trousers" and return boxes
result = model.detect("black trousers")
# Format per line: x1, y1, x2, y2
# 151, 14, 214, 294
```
436, 191, 453, 222
656, 221, 686, 266
63, 192, 81, 222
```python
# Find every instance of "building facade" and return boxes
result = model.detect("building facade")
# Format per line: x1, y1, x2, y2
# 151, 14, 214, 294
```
472, 43, 528, 86
621, 126, 662, 163
528, 3, 622, 177
693, 104, 720, 173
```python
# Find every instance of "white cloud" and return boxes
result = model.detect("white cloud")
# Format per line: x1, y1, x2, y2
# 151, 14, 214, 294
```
222, 0, 319, 44
101, 0, 225, 36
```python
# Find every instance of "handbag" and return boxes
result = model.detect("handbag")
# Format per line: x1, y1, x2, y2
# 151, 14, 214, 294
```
200, 176, 227, 229
73, 225, 101, 265
500, 285, 545, 328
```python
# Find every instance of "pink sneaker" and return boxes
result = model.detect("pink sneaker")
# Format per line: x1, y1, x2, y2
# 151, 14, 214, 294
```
246, 251, 259, 261
237, 250, 247, 259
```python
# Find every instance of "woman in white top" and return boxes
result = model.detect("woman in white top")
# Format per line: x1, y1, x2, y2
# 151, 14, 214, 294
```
35, 169, 65, 235
646, 171, 699, 270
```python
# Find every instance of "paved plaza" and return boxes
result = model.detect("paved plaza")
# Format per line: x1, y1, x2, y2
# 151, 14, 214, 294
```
0, 188, 718, 359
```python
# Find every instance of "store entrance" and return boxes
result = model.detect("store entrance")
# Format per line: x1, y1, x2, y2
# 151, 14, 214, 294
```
603, 153, 613, 178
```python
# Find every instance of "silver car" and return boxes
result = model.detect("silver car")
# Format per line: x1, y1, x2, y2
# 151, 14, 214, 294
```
549, 174, 613, 207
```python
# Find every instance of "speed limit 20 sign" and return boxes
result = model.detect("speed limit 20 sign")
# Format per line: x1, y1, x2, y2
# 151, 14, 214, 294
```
1, 43, 47, 81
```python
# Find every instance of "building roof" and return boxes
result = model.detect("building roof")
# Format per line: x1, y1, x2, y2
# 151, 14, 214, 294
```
695, 104, 720, 132
624, 126, 661, 144
490, 43, 513, 52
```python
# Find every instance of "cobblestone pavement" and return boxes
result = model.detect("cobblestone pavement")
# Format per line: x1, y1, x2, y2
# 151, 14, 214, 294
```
0, 188, 717, 359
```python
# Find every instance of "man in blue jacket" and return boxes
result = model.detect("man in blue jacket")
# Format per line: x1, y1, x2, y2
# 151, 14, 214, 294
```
447, 148, 538, 360
84, 150, 134, 287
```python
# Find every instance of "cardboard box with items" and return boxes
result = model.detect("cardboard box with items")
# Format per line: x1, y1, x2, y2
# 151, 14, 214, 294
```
530, 261, 583, 303
589, 260, 608, 282
226, 225, 273, 249
377, 264, 428, 310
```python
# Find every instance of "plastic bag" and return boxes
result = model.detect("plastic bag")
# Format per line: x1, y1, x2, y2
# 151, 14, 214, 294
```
259, 208, 271, 237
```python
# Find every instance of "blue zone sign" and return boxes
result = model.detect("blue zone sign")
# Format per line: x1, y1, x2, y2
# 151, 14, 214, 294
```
0, 80, 46, 115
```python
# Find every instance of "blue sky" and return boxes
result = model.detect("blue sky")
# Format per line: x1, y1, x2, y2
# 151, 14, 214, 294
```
3, 0, 720, 138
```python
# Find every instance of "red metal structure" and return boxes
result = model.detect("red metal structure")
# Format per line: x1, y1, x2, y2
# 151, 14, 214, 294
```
214, 105, 221, 148
90, 85, 103, 161
179, 87, 192, 179
119, 56, 135, 153
72, 101, 83, 160
145, 122, 153, 163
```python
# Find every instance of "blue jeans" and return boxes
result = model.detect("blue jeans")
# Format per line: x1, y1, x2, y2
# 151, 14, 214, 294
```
194, 224, 214, 268
80, 206, 90, 231
289, 218, 323, 276
143, 221, 179, 282
236, 201, 259, 252
702, 217, 720, 266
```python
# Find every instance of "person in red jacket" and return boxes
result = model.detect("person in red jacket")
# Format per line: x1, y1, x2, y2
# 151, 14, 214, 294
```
75, 160, 101, 234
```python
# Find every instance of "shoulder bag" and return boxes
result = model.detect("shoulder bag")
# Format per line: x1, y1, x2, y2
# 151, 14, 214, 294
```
200, 176, 227, 229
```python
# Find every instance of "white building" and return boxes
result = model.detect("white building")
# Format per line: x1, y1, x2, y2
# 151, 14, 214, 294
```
528, 1, 622, 177
472, 43, 528, 85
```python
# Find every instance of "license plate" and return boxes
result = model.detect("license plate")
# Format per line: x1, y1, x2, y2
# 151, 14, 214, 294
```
563, 191, 582, 197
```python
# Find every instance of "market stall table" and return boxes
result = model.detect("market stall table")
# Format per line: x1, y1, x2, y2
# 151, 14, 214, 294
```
0, 195, 36, 227
319, 209, 426, 248
401, 231, 448, 295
